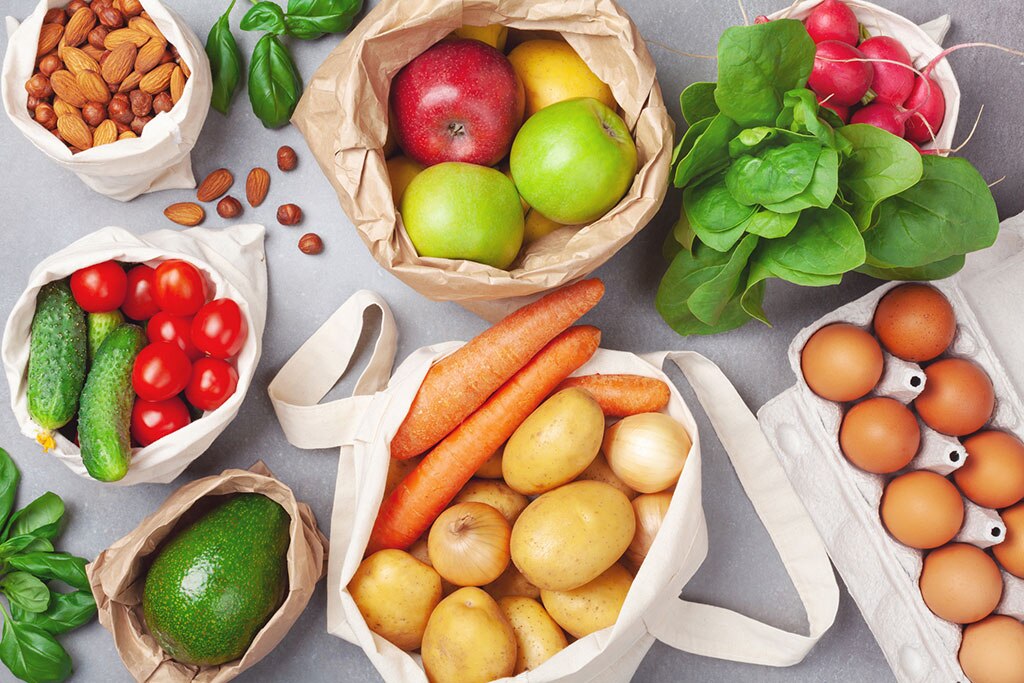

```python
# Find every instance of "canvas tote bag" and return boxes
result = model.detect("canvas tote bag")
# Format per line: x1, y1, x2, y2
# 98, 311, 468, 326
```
268, 290, 839, 681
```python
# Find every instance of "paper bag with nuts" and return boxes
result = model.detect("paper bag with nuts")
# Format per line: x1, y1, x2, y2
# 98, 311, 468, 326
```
1, 0, 212, 201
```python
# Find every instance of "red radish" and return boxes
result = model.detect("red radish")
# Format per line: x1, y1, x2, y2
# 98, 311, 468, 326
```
859, 36, 915, 106
754, 15, 770, 24
903, 76, 945, 143
804, 0, 859, 46
809, 41, 874, 106
817, 96, 850, 123
851, 102, 907, 137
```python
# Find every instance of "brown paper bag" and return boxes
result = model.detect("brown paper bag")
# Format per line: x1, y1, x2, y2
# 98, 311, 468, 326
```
293, 0, 673, 320
86, 462, 328, 683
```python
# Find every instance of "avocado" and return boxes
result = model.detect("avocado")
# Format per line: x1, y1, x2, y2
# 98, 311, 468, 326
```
27, 280, 87, 431
142, 494, 291, 666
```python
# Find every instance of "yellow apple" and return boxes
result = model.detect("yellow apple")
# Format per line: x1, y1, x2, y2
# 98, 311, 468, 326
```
454, 24, 508, 51
524, 209, 566, 243
386, 156, 425, 207
508, 40, 616, 117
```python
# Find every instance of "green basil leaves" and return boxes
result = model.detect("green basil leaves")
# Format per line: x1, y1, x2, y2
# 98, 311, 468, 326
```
249, 35, 303, 129
285, 0, 362, 40
206, 0, 244, 115
242, 2, 288, 35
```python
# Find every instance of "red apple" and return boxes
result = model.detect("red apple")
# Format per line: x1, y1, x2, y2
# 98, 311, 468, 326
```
390, 39, 525, 167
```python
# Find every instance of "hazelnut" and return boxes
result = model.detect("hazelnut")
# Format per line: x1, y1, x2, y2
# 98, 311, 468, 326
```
34, 103, 57, 130
131, 114, 152, 135
159, 49, 175, 65
108, 93, 133, 124
27, 95, 41, 112
298, 233, 323, 255
152, 91, 173, 114
43, 8, 68, 25
98, 7, 124, 28
277, 145, 298, 171
93, 0, 114, 9
38, 53, 63, 77
122, 0, 144, 17
129, 89, 152, 117
277, 203, 303, 226
217, 196, 243, 219
82, 101, 107, 127
114, 119, 132, 134
67, 1, 89, 12
88, 26, 109, 50
25, 74, 53, 99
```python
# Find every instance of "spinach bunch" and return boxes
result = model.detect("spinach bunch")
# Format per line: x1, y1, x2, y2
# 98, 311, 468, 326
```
0, 449, 95, 683
658, 19, 999, 336
205, 0, 363, 128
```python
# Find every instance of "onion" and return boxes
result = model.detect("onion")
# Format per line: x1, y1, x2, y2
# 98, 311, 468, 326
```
625, 492, 673, 571
427, 502, 511, 587
603, 412, 691, 493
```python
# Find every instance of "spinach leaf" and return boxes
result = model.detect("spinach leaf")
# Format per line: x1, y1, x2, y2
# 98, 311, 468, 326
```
684, 176, 756, 252
857, 254, 966, 281
7, 554, 90, 593
241, 2, 287, 34
4, 493, 63, 543
12, 592, 96, 637
0, 619, 71, 683
776, 88, 837, 149
0, 450, 18, 531
725, 141, 820, 206
285, 0, 362, 40
740, 278, 769, 325
248, 34, 303, 128
865, 155, 999, 268
688, 234, 759, 325
757, 205, 865, 275
762, 147, 839, 213
714, 20, 816, 127
674, 114, 738, 187
680, 82, 719, 126
1, 573, 50, 614
206, 1, 244, 115
663, 229, 683, 263
837, 124, 923, 229
671, 206, 697, 253
742, 210, 800, 239
656, 244, 758, 336
671, 117, 712, 166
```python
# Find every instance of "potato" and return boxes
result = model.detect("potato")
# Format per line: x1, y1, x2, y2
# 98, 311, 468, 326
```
499, 597, 569, 673
541, 563, 632, 638
475, 447, 504, 479
486, 563, 541, 601
576, 452, 637, 499
422, 587, 517, 683
503, 389, 605, 495
511, 480, 635, 591
408, 538, 458, 596
347, 549, 442, 651
453, 479, 529, 524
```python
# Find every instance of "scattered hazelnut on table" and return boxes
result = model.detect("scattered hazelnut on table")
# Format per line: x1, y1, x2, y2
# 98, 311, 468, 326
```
277, 203, 303, 226
277, 145, 298, 171
298, 233, 323, 255
217, 196, 243, 219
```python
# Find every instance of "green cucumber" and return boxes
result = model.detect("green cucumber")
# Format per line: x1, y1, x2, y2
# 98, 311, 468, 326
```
27, 280, 88, 431
88, 310, 125, 362
78, 324, 146, 482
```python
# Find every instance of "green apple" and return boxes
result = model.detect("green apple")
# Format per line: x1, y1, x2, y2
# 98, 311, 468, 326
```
510, 97, 637, 224
401, 162, 525, 269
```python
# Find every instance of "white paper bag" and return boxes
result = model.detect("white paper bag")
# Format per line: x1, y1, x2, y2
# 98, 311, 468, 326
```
2, 224, 267, 486
1, 0, 213, 201
267, 290, 840, 681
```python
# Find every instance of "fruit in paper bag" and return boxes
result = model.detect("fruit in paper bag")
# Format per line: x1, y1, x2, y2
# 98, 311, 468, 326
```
453, 24, 508, 51
507, 39, 615, 117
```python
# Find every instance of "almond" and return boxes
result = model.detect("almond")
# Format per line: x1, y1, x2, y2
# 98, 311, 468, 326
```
37, 23, 64, 58
50, 70, 88, 107
128, 16, 162, 39
179, 58, 191, 79
93, 119, 118, 146
134, 37, 166, 74
246, 167, 271, 207
139, 62, 174, 94
103, 27, 148, 50
164, 202, 205, 227
170, 65, 185, 104
197, 168, 233, 202
82, 44, 106, 61
57, 114, 92, 149
101, 41, 135, 85
77, 69, 111, 103
61, 46, 99, 75
63, 7, 96, 47
117, 70, 143, 93
53, 98, 81, 119
118, 130, 137, 140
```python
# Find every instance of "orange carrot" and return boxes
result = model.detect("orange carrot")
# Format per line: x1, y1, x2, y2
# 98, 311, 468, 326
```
369, 326, 602, 553
389, 279, 605, 460
556, 374, 671, 417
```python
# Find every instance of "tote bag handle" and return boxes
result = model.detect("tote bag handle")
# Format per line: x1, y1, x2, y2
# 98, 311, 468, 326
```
642, 350, 839, 667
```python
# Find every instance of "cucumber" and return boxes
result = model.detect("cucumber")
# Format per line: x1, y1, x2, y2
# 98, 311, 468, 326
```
88, 310, 125, 362
27, 280, 88, 431
78, 324, 146, 482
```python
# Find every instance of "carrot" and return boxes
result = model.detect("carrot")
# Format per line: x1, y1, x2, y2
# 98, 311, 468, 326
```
389, 279, 605, 460
556, 374, 671, 417
368, 326, 602, 553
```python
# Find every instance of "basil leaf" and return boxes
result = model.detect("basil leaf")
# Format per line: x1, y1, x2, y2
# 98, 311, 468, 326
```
0, 535, 46, 559
0, 619, 71, 683
757, 204, 865, 276
679, 82, 719, 126
241, 1, 287, 34
1, 573, 50, 614
206, 0, 245, 115
248, 34, 303, 129
7, 554, 90, 592
762, 147, 839, 213
285, 0, 362, 40
656, 242, 758, 336
0, 450, 19, 529
688, 234, 759, 325
725, 141, 820, 206
4, 493, 63, 542
674, 114, 738, 187
838, 124, 923, 229
12, 591, 96, 636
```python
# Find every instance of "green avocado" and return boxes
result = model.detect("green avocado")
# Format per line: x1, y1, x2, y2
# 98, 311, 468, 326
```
142, 494, 291, 666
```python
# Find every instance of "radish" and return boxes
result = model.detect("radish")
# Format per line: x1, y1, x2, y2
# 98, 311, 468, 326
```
808, 41, 874, 106
859, 36, 915, 106
903, 76, 945, 143
816, 96, 850, 123
804, 0, 859, 46
754, 15, 770, 24
850, 102, 906, 137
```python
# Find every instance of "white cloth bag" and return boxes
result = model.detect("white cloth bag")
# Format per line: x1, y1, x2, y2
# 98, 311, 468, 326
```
268, 290, 840, 681
2, 224, 267, 485
2, 0, 212, 201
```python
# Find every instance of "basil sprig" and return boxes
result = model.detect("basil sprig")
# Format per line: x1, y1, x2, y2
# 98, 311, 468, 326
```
205, 0, 245, 115
248, 35, 303, 129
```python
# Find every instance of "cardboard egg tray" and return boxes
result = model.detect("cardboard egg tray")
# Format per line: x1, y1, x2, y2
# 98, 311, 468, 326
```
757, 213, 1024, 683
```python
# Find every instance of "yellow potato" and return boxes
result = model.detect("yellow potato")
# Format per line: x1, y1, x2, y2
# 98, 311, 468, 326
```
511, 480, 635, 591
507, 40, 616, 117
541, 563, 632, 638
499, 597, 569, 673
386, 156, 425, 207
475, 447, 504, 478
576, 452, 637, 499
408, 538, 458, 595
503, 389, 605, 495
422, 588, 517, 683
453, 479, 529, 524
485, 563, 541, 601
453, 24, 508, 51
347, 550, 442, 651
524, 209, 568, 243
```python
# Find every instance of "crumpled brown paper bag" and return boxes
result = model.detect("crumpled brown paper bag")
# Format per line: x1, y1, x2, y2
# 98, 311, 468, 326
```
293, 0, 673, 321
86, 462, 328, 683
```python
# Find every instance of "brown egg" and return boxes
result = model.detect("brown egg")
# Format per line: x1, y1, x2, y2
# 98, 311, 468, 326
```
955, 431, 1024, 509
873, 284, 957, 362
801, 323, 884, 402
960, 615, 1024, 683
994, 502, 1024, 578
920, 543, 1002, 624
839, 397, 920, 474
914, 358, 995, 436
880, 471, 964, 549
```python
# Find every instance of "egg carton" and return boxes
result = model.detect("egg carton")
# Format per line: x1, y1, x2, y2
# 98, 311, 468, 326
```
757, 212, 1024, 683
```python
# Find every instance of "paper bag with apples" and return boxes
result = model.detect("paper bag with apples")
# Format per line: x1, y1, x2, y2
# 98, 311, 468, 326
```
293, 0, 673, 321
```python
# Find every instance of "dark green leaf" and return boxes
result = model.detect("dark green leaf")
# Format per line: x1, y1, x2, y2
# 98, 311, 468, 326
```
757, 204, 865, 275
776, 88, 836, 149
740, 278, 769, 325
684, 176, 756, 252
0, 450, 19, 529
656, 243, 758, 336
762, 147, 839, 213
206, 0, 245, 115
688, 234, 759, 325
672, 207, 697, 252
1, 573, 50, 614
857, 254, 966, 281
674, 114, 738, 187
285, 0, 362, 40
742, 210, 800, 239
837, 124, 923, 229
7, 554, 90, 592
4, 493, 63, 543
663, 229, 683, 263
0, 618, 71, 683
241, 2, 286, 34
671, 117, 712, 166
248, 34, 303, 128
725, 141, 820, 206
0, 536, 46, 559
680, 82, 719, 126
12, 591, 96, 636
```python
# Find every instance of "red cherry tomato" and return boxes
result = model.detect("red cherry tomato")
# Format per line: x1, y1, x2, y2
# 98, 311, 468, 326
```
121, 265, 160, 321
186, 358, 238, 412
191, 299, 248, 359
70, 261, 128, 313
148, 312, 202, 360
132, 342, 192, 402
153, 260, 208, 316
131, 397, 191, 446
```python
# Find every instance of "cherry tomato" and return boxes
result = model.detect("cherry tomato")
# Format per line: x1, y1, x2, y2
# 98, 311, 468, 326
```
153, 260, 207, 316
147, 312, 202, 360
131, 397, 191, 446
191, 299, 248, 359
70, 261, 127, 313
121, 265, 160, 321
186, 358, 238, 411
132, 342, 192, 402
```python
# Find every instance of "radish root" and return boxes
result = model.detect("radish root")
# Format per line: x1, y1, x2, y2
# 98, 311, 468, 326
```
737, 0, 750, 26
